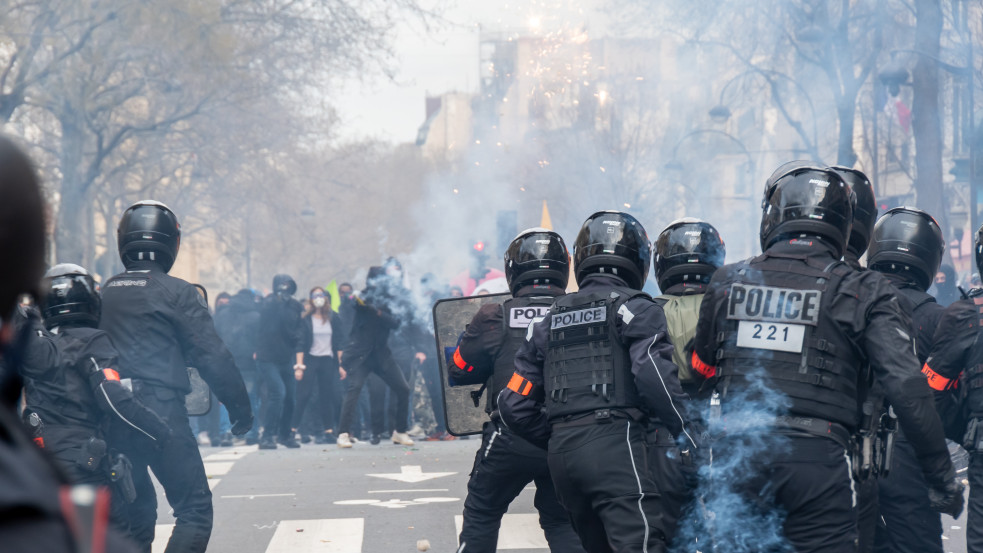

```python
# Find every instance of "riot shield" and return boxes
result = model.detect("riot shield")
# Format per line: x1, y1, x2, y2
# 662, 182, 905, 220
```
432, 293, 510, 436
185, 367, 211, 416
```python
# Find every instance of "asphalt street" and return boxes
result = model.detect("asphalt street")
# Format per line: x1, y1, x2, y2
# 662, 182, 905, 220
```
149, 439, 970, 553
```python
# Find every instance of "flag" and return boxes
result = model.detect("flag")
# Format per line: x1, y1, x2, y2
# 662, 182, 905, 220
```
324, 280, 341, 312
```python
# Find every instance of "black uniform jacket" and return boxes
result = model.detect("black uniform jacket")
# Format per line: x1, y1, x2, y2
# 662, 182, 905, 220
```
343, 293, 401, 363
449, 284, 564, 386
691, 239, 954, 488
19, 321, 170, 449
99, 261, 251, 423
498, 274, 696, 449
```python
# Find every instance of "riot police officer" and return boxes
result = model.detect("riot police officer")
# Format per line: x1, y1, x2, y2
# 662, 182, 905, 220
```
100, 200, 253, 553
829, 165, 880, 553
499, 211, 699, 553
21, 264, 172, 525
690, 163, 962, 552
449, 228, 584, 553
650, 218, 724, 545
866, 207, 947, 553
923, 224, 983, 553
831, 166, 877, 270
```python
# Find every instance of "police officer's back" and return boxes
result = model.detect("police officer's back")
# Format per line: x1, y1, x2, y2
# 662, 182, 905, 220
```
100, 200, 252, 553
21, 265, 171, 523
500, 211, 698, 553
691, 164, 962, 552
449, 228, 584, 553
649, 218, 725, 546
867, 207, 949, 553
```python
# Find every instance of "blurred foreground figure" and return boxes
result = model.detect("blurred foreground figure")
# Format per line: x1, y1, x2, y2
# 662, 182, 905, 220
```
691, 163, 961, 552
448, 228, 584, 553
0, 134, 139, 551
99, 200, 253, 553
500, 211, 700, 553
923, 224, 983, 553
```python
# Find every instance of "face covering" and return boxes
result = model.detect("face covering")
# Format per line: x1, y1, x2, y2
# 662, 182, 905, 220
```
312, 297, 327, 308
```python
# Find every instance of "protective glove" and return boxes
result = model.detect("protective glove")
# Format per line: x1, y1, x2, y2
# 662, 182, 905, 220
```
928, 478, 966, 518
230, 413, 254, 436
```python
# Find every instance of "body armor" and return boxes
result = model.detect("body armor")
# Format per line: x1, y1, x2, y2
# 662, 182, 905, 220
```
489, 296, 554, 412
964, 295, 983, 420
712, 253, 864, 429
545, 286, 644, 421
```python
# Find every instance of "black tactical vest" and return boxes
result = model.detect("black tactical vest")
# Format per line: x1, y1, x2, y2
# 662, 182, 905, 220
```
544, 286, 644, 421
487, 295, 554, 413
712, 252, 864, 429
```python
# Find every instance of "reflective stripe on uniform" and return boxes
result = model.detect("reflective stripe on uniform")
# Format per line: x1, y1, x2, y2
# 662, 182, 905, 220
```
691, 351, 716, 379
507, 373, 533, 396
922, 363, 955, 391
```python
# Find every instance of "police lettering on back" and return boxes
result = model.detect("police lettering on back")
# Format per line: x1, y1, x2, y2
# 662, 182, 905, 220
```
509, 306, 550, 328
727, 284, 822, 326
551, 306, 607, 330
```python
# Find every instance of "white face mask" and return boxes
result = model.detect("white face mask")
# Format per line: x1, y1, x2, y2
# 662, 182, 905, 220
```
312, 297, 327, 308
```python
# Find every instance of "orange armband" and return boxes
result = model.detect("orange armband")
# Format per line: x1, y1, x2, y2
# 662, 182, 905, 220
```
506, 373, 534, 396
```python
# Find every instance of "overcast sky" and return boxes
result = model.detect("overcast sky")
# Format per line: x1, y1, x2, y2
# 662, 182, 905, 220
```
332, 1, 612, 144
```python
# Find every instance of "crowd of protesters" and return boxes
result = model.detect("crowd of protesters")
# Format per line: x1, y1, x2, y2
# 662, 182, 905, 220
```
194, 260, 464, 449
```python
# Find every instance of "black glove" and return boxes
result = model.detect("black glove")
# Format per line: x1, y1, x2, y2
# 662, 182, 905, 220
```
230, 413, 254, 436
928, 478, 965, 518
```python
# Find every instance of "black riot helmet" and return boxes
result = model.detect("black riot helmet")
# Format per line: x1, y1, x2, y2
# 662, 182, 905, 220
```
272, 274, 297, 297
868, 207, 944, 291
829, 166, 876, 257
760, 163, 854, 256
41, 264, 101, 330
654, 218, 725, 291
117, 200, 181, 273
504, 227, 570, 293
572, 211, 651, 289
976, 223, 983, 279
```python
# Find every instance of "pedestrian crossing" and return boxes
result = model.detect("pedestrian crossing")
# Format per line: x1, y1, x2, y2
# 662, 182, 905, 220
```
155, 515, 548, 553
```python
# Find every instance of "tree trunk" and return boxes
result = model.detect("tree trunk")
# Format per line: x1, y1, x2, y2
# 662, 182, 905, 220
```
55, 114, 87, 264
836, 97, 858, 166
911, 0, 945, 236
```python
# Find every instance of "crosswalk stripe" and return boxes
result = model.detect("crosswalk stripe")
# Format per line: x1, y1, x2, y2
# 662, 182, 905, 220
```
265, 518, 364, 552
151, 524, 174, 553
454, 514, 548, 550
204, 461, 234, 476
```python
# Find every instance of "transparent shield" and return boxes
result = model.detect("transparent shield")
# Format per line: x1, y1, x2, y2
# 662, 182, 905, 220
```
185, 367, 211, 416
432, 293, 510, 436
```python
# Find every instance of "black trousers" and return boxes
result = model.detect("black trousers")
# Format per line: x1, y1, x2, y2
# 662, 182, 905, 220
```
547, 418, 668, 553
293, 354, 341, 433
968, 451, 983, 553
338, 353, 410, 434
856, 474, 879, 553
119, 386, 212, 553
645, 425, 691, 548
713, 435, 857, 553
873, 437, 942, 553
458, 421, 584, 553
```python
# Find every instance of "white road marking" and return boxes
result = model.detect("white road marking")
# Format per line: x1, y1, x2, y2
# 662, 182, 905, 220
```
368, 488, 449, 494
208, 479, 221, 491
222, 493, 297, 499
265, 518, 364, 552
204, 452, 253, 462
454, 514, 548, 550
204, 461, 234, 476
366, 465, 456, 483
333, 497, 461, 509
151, 524, 174, 553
